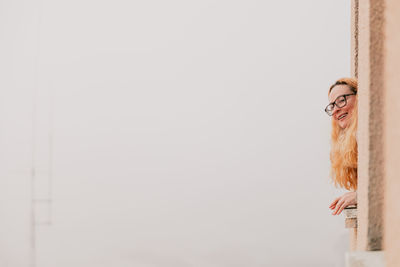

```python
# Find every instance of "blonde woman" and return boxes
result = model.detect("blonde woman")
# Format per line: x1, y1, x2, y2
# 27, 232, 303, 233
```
325, 78, 358, 215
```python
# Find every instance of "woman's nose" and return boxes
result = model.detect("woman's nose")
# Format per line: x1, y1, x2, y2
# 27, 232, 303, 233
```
332, 105, 341, 116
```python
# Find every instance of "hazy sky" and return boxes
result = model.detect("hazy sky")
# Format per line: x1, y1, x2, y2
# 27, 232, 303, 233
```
0, 1, 351, 266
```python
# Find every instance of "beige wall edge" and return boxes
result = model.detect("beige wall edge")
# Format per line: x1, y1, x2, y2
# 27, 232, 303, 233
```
357, 0, 385, 251
384, 0, 400, 266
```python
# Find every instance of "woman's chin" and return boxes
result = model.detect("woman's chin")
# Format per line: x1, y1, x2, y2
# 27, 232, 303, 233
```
339, 120, 348, 129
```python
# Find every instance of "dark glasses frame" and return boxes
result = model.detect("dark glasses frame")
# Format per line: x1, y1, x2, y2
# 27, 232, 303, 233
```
325, 93, 357, 116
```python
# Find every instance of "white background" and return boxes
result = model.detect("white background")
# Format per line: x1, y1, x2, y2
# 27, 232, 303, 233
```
0, 0, 350, 266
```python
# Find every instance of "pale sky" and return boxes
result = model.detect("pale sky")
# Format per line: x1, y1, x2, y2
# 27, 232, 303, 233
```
0, 1, 351, 266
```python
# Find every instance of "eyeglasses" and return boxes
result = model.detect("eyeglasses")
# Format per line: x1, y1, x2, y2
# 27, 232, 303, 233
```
324, 93, 356, 116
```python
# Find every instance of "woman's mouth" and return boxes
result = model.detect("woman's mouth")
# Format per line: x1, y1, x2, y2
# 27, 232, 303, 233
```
338, 113, 348, 120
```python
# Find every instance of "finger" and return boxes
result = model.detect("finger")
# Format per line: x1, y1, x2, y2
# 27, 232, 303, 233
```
336, 202, 347, 215
334, 200, 349, 215
333, 200, 344, 215
329, 197, 340, 208
330, 198, 342, 210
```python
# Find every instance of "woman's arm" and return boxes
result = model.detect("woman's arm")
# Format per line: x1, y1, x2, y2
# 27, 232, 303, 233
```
329, 191, 357, 215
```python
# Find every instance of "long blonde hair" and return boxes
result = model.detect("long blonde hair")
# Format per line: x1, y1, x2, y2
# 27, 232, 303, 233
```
329, 78, 358, 190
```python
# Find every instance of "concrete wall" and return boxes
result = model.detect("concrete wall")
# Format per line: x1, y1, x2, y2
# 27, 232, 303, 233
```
349, 1, 400, 266
384, 0, 400, 266
356, 0, 385, 252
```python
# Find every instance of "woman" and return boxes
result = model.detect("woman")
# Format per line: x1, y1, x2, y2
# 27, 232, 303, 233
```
325, 78, 358, 215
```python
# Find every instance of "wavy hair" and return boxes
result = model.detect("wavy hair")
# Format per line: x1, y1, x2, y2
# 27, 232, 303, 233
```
329, 78, 358, 190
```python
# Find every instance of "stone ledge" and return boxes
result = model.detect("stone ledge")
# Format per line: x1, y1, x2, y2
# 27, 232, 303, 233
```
344, 205, 357, 228
345, 251, 385, 267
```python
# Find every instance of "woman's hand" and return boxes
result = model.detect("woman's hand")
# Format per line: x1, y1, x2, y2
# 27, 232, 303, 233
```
329, 191, 357, 215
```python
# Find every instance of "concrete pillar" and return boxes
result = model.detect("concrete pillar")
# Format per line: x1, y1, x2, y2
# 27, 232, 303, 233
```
383, 1, 400, 266
351, 0, 359, 79
356, 0, 385, 252
349, 0, 359, 250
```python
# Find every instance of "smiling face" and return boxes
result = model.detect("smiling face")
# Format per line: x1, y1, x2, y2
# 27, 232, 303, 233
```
328, 84, 357, 129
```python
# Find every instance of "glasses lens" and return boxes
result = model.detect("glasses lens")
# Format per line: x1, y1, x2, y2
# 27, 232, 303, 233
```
325, 104, 334, 116
336, 96, 347, 108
